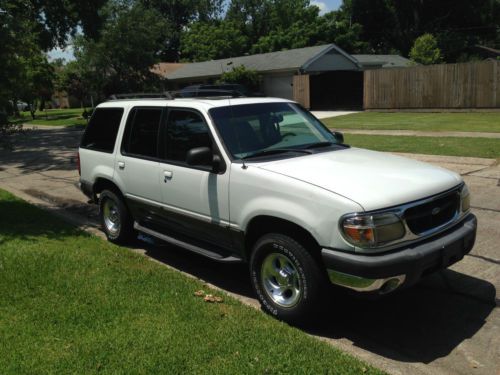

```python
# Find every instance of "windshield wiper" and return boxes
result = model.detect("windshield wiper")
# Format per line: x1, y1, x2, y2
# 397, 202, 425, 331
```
241, 148, 312, 160
304, 141, 335, 149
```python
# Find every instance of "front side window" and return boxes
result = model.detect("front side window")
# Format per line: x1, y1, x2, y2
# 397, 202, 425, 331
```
209, 102, 337, 159
81, 108, 124, 153
165, 110, 211, 163
122, 108, 163, 158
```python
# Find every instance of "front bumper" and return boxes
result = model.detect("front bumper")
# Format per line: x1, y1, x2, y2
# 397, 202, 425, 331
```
322, 213, 477, 294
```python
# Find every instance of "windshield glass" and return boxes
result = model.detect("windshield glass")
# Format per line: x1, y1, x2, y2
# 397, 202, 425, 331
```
209, 102, 337, 159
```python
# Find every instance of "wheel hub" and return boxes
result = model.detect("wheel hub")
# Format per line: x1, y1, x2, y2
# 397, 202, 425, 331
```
261, 252, 302, 308
103, 199, 121, 235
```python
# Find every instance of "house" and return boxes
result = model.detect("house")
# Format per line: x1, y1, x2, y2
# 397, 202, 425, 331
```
162, 44, 411, 109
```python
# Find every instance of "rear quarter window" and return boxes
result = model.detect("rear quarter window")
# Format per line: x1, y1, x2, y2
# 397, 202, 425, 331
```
80, 108, 124, 153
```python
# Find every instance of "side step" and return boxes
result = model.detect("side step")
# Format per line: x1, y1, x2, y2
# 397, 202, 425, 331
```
134, 222, 243, 263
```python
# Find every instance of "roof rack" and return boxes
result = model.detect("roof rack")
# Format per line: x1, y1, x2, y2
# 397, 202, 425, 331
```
171, 89, 245, 99
108, 92, 174, 100
108, 89, 247, 101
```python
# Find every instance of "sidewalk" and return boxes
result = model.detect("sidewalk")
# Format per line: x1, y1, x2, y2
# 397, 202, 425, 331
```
334, 128, 500, 139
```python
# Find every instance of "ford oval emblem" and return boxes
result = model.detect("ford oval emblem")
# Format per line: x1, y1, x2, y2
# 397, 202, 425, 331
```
432, 207, 441, 215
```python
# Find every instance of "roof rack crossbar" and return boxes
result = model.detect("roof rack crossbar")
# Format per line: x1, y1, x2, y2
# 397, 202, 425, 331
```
171, 89, 245, 98
108, 92, 174, 100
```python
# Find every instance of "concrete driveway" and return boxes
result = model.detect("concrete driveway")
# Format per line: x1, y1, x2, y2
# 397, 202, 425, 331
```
0, 126, 498, 375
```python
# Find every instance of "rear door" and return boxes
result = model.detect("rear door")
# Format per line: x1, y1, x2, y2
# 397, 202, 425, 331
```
116, 106, 164, 223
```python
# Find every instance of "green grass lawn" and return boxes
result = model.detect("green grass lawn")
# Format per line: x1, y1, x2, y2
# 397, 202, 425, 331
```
10, 108, 88, 127
346, 134, 500, 159
0, 189, 383, 375
324, 112, 500, 133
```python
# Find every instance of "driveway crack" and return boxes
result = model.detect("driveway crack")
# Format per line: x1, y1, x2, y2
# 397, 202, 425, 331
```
466, 254, 500, 265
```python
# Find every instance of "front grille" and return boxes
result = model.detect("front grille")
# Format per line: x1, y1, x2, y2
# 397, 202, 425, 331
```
404, 191, 460, 235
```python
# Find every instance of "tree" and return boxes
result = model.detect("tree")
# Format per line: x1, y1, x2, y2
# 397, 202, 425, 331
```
226, 0, 321, 47
17, 53, 55, 117
340, 0, 500, 61
140, 0, 225, 60
72, 4, 169, 97
180, 21, 249, 61
56, 60, 91, 108
409, 34, 442, 65
319, 10, 368, 53
182, 0, 368, 58
217, 66, 260, 91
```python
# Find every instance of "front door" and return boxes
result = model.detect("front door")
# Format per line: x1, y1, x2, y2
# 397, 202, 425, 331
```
158, 108, 232, 249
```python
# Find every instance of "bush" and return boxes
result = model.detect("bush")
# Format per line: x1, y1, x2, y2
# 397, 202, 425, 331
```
217, 66, 260, 91
410, 34, 443, 65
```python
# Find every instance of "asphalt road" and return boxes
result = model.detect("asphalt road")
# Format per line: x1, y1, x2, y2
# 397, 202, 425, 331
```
0, 126, 498, 375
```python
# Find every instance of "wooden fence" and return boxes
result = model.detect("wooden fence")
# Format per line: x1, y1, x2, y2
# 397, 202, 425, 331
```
363, 60, 500, 109
293, 74, 310, 109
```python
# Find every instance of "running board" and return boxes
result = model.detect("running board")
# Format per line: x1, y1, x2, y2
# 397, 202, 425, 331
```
134, 222, 243, 263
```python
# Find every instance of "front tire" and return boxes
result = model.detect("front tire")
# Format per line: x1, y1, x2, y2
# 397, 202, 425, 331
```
250, 233, 325, 325
99, 189, 133, 244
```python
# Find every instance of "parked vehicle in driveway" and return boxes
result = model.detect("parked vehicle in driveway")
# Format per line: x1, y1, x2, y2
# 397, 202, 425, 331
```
177, 83, 259, 97
8, 100, 31, 111
78, 94, 476, 324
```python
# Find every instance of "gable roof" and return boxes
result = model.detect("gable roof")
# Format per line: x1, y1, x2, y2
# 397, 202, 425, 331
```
167, 44, 359, 80
165, 45, 412, 81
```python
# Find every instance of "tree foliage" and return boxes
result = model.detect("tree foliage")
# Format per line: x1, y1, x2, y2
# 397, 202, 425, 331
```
72, 5, 169, 97
217, 66, 260, 91
140, 0, 225, 60
410, 34, 443, 65
342, 0, 500, 61
181, 0, 367, 61
181, 21, 249, 61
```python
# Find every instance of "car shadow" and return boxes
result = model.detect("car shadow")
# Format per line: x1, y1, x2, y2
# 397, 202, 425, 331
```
310, 269, 496, 364
137, 240, 255, 298
135, 240, 496, 365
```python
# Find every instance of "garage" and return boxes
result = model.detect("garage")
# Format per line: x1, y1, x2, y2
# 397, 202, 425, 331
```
262, 74, 294, 100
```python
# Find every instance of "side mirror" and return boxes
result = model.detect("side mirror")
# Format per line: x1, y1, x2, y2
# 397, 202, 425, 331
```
186, 147, 212, 166
186, 147, 223, 173
331, 131, 344, 143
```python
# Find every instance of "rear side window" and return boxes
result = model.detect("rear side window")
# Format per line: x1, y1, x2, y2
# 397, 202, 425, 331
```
165, 110, 211, 163
81, 108, 123, 153
122, 108, 163, 158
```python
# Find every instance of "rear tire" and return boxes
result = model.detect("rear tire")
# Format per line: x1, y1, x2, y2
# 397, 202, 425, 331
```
99, 189, 133, 244
250, 233, 325, 325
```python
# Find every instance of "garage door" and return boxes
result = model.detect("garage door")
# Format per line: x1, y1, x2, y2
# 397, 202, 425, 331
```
262, 74, 293, 100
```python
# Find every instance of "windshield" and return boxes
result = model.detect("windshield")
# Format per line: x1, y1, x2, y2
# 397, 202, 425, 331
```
209, 102, 338, 159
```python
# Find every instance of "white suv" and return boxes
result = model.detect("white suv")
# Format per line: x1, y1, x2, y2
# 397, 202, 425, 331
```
79, 96, 477, 323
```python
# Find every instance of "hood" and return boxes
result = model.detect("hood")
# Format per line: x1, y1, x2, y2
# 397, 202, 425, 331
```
257, 148, 461, 211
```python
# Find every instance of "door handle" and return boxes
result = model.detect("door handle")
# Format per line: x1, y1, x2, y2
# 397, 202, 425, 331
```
163, 170, 173, 182
118, 161, 125, 170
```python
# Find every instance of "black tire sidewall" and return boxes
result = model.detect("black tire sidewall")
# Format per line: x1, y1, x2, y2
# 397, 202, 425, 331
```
99, 190, 131, 243
250, 233, 323, 324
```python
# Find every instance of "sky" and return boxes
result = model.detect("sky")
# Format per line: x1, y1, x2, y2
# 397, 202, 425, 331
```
48, 0, 343, 62
311, 0, 342, 15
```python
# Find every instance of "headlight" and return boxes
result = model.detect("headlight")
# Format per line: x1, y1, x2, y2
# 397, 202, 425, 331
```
341, 213, 405, 248
461, 184, 470, 212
